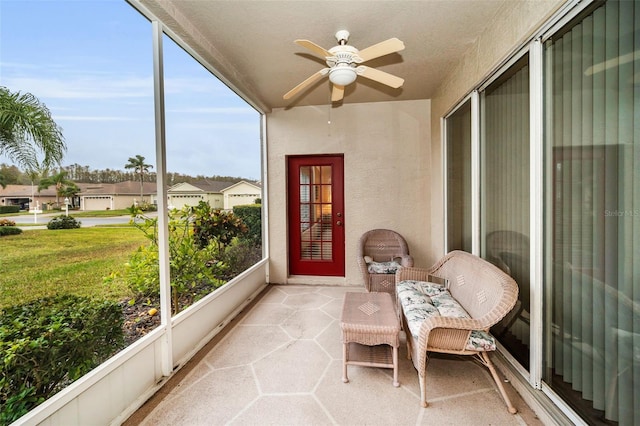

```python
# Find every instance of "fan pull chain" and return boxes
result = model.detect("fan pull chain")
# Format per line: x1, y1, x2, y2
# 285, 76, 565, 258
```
327, 98, 332, 136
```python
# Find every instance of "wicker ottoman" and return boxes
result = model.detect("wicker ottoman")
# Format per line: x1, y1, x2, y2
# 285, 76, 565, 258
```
340, 292, 400, 387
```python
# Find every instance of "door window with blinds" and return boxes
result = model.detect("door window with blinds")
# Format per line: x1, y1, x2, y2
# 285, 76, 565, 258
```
543, 1, 639, 424
299, 165, 333, 260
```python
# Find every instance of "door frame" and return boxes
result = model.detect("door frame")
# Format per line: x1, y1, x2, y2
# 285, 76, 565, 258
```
287, 154, 345, 276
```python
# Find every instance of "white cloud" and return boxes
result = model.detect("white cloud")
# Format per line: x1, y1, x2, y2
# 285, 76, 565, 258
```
167, 121, 258, 131
4, 75, 153, 100
0, 61, 42, 71
54, 115, 139, 122
165, 106, 256, 115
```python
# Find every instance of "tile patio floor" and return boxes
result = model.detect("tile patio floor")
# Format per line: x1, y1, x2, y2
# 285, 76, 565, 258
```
125, 285, 545, 425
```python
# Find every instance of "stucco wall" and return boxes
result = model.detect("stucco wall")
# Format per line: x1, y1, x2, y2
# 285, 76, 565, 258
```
267, 99, 431, 286
428, 0, 566, 263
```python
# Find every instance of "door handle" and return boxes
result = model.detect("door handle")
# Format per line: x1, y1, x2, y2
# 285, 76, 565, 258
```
336, 221, 343, 226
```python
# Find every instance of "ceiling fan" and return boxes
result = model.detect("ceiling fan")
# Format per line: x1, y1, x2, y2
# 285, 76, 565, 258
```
283, 30, 405, 102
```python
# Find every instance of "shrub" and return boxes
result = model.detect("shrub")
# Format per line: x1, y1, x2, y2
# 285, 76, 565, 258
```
0, 205, 20, 214
0, 295, 124, 423
111, 207, 227, 313
218, 239, 263, 280
0, 226, 22, 236
191, 201, 248, 250
0, 219, 16, 226
168, 235, 226, 310
139, 202, 157, 212
124, 244, 160, 298
233, 204, 262, 247
47, 215, 81, 230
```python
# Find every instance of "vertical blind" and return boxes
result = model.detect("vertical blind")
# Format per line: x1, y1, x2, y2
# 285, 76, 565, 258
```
544, 0, 639, 423
446, 100, 472, 252
481, 57, 531, 370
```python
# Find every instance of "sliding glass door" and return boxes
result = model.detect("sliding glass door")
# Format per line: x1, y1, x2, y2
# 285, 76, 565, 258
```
446, 99, 472, 253
480, 56, 531, 370
444, 1, 638, 423
543, 1, 639, 423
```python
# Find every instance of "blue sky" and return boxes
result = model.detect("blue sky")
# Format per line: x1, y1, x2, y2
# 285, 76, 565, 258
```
0, 0, 261, 180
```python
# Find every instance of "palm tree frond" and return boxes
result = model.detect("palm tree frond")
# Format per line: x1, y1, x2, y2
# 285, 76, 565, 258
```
0, 86, 66, 170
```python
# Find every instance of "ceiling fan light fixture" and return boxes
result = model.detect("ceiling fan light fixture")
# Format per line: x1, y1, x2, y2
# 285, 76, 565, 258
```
329, 67, 357, 86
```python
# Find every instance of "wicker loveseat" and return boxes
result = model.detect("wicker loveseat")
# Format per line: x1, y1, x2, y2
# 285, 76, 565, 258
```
395, 250, 519, 413
357, 229, 413, 294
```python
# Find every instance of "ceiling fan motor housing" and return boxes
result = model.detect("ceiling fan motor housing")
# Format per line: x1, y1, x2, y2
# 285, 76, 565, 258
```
327, 45, 360, 66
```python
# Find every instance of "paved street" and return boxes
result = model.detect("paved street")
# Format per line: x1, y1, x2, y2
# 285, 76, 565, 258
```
4, 212, 153, 230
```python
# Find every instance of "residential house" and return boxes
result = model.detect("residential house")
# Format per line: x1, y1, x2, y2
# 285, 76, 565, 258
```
165, 180, 224, 210
0, 180, 259, 212
0, 184, 58, 210
221, 180, 261, 209
80, 181, 157, 211
13, 1, 638, 425
0, 181, 157, 211
164, 179, 260, 210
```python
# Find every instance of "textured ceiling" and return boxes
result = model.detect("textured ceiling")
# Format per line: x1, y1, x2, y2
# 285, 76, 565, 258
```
137, 0, 511, 111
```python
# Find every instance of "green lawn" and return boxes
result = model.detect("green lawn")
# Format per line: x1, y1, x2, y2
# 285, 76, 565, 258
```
0, 227, 148, 309
0, 211, 31, 217
70, 209, 132, 217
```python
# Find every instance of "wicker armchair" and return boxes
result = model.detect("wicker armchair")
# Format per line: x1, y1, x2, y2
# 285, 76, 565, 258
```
396, 251, 519, 413
357, 229, 413, 294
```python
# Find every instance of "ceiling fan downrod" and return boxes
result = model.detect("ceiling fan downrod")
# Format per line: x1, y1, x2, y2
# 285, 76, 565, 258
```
335, 30, 350, 46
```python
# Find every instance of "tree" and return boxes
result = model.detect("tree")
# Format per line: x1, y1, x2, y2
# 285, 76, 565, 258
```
59, 183, 80, 207
125, 155, 153, 203
38, 170, 74, 207
0, 86, 66, 172
0, 164, 21, 188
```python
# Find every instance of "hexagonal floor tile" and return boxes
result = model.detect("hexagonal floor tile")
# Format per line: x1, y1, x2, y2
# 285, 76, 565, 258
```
282, 292, 332, 310
253, 339, 330, 393
281, 309, 334, 339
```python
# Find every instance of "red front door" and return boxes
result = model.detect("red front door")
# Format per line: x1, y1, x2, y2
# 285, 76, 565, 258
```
288, 155, 345, 276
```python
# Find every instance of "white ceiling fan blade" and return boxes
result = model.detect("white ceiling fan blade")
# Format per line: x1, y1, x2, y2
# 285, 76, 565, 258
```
356, 38, 405, 63
356, 66, 404, 89
283, 69, 329, 100
295, 39, 332, 58
331, 85, 345, 102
